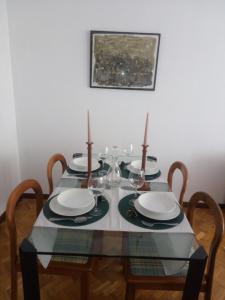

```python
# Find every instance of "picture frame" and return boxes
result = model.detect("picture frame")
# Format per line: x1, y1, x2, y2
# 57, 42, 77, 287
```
90, 31, 160, 91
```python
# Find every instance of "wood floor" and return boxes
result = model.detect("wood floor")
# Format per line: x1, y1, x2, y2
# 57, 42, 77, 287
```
1, 198, 225, 300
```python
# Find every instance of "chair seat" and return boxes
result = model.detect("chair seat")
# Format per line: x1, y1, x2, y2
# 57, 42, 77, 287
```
127, 232, 188, 277
52, 255, 88, 264
50, 227, 93, 266
129, 258, 188, 277
16, 254, 89, 267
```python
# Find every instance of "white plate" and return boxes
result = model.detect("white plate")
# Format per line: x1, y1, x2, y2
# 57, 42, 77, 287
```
49, 195, 95, 216
134, 192, 180, 220
128, 160, 159, 175
57, 188, 94, 210
69, 157, 100, 172
138, 192, 176, 214
135, 200, 180, 221
73, 156, 99, 168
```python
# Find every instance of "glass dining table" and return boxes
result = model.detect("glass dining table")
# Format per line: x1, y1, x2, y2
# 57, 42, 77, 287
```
19, 155, 208, 300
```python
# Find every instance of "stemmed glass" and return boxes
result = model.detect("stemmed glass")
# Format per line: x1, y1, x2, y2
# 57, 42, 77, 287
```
98, 146, 109, 168
128, 169, 145, 206
88, 171, 106, 216
111, 145, 120, 162
107, 160, 121, 187
123, 144, 134, 156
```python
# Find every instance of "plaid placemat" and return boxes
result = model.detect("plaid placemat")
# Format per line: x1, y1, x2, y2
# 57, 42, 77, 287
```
43, 195, 109, 227
51, 228, 94, 261
129, 258, 165, 276
129, 257, 188, 276
52, 255, 88, 264
126, 232, 164, 275
127, 232, 188, 276
118, 194, 184, 230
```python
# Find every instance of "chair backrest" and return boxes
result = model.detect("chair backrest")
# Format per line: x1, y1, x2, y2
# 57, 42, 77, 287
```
167, 161, 188, 206
6, 179, 43, 299
6, 179, 43, 259
187, 192, 224, 295
47, 153, 67, 195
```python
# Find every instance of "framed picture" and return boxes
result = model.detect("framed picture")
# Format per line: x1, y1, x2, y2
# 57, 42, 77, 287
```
90, 31, 160, 91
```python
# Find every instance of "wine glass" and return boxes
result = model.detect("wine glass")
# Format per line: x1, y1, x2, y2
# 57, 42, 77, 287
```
128, 169, 145, 206
111, 145, 120, 162
98, 146, 109, 168
107, 161, 121, 187
88, 171, 106, 216
123, 144, 134, 156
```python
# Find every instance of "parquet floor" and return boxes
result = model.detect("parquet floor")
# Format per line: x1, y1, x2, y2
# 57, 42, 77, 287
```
1, 199, 225, 300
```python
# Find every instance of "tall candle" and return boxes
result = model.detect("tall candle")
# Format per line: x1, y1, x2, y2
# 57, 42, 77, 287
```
143, 112, 149, 145
87, 110, 91, 143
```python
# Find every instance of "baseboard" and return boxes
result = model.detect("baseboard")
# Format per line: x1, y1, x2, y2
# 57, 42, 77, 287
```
0, 211, 6, 223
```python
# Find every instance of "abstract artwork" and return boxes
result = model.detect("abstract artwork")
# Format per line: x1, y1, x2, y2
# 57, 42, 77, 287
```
90, 31, 160, 91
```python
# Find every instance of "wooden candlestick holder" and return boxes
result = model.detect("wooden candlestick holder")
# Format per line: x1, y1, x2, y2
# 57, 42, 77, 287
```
141, 144, 148, 170
81, 141, 93, 188
140, 144, 150, 191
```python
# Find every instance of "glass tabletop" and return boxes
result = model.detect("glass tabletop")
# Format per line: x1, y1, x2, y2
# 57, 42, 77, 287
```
28, 227, 196, 260
27, 155, 197, 266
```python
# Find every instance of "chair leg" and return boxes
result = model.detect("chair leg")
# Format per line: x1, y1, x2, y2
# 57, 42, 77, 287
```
11, 270, 17, 300
125, 283, 135, 300
204, 290, 212, 300
204, 280, 213, 300
80, 273, 89, 300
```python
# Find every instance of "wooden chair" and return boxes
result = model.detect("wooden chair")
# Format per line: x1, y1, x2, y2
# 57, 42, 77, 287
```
124, 192, 224, 300
6, 179, 94, 300
47, 153, 67, 195
167, 161, 188, 206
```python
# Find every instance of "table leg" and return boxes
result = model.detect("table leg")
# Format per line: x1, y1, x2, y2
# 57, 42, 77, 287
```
182, 246, 207, 300
19, 239, 40, 300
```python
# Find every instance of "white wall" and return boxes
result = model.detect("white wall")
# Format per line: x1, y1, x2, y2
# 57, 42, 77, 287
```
0, 0, 20, 215
6, 0, 225, 202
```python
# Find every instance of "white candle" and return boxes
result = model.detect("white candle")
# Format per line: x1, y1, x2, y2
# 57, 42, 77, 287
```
143, 112, 149, 145
87, 110, 91, 143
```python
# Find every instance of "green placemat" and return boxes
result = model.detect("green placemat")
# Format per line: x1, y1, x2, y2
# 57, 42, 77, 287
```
43, 194, 109, 227
118, 194, 184, 230
67, 162, 111, 178
120, 159, 161, 181
147, 155, 157, 161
